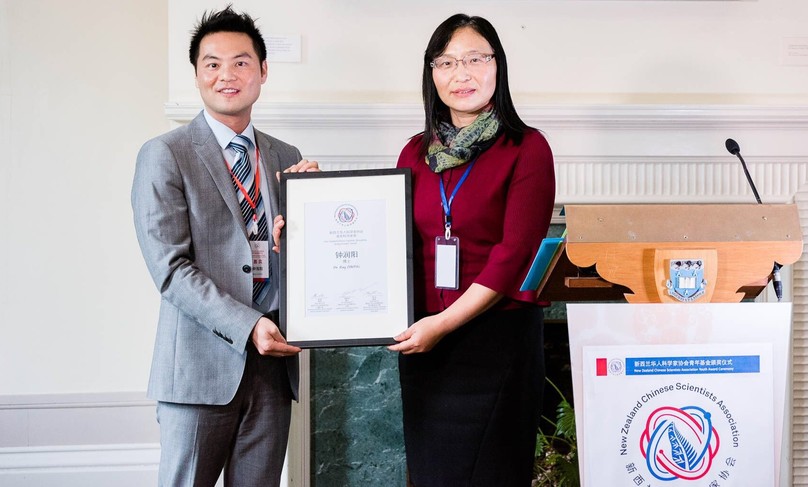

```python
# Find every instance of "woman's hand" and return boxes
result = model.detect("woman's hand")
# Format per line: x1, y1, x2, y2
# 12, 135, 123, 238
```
388, 314, 449, 354
388, 284, 503, 355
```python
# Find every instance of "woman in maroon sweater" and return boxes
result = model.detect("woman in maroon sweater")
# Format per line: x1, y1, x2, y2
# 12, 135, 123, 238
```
388, 14, 556, 486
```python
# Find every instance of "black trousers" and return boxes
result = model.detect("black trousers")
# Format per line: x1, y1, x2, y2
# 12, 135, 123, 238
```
399, 306, 545, 487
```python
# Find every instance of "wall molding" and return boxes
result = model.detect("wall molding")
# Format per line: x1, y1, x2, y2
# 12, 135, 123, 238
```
790, 188, 808, 486
0, 443, 159, 472
165, 102, 808, 131
0, 392, 160, 485
167, 102, 808, 207
0, 391, 158, 450
0, 391, 153, 410
0, 444, 159, 487
552, 155, 808, 204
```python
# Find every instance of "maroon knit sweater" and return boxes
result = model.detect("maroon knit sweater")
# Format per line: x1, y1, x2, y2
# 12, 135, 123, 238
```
397, 128, 556, 313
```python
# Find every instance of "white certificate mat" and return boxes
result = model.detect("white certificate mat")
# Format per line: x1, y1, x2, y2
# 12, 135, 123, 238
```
567, 302, 790, 487
303, 199, 389, 316
280, 169, 413, 347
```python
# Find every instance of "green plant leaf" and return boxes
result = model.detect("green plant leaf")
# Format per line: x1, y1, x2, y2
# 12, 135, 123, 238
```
534, 378, 580, 486
558, 455, 581, 486
555, 398, 577, 443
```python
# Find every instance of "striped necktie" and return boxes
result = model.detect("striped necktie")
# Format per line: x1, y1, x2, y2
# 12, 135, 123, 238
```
228, 134, 270, 304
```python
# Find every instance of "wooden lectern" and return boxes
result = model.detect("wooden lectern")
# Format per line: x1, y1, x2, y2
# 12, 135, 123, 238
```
537, 204, 803, 303
556, 204, 803, 486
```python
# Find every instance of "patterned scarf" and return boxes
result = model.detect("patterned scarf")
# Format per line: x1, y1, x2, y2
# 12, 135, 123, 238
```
426, 107, 501, 173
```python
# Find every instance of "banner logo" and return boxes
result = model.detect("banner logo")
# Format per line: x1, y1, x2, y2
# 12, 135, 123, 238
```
596, 357, 625, 376
609, 359, 625, 375
640, 405, 720, 481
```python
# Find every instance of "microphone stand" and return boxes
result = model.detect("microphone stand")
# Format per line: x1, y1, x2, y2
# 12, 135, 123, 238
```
731, 148, 762, 204
725, 139, 781, 301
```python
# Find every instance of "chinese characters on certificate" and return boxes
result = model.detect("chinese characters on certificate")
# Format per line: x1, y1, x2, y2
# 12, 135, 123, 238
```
304, 199, 388, 316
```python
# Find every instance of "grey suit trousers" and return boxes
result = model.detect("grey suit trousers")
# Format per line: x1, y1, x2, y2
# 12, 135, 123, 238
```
156, 344, 293, 487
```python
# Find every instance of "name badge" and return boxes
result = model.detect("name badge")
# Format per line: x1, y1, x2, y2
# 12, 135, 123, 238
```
250, 240, 270, 281
435, 236, 460, 290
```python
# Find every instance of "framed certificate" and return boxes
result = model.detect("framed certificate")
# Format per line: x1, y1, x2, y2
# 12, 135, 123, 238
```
279, 168, 414, 347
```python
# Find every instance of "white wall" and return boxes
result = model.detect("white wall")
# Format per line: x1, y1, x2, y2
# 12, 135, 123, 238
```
0, 0, 167, 481
0, 0, 167, 395
169, 0, 808, 105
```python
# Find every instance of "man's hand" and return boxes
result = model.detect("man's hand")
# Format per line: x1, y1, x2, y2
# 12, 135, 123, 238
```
276, 159, 320, 181
271, 159, 321, 252
251, 316, 301, 357
271, 214, 284, 253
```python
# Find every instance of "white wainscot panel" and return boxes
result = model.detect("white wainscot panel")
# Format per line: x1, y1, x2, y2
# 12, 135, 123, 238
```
0, 393, 159, 487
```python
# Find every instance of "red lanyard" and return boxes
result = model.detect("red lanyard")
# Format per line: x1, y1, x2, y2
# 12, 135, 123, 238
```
225, 145, 262, 227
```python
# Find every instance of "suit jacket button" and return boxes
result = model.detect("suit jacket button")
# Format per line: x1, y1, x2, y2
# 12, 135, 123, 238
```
242, 265, 251, 273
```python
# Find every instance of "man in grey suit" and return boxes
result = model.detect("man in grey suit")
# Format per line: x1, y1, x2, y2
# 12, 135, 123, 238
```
132, 6, 316, 486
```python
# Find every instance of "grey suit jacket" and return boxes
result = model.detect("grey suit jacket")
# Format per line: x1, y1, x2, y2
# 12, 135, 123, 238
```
132, 112, 300, 404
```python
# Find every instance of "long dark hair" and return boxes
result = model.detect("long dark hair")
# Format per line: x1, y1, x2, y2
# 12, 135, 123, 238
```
419, 14, 528, 156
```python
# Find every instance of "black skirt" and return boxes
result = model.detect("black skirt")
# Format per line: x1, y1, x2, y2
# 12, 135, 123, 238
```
398, 306, 545, 487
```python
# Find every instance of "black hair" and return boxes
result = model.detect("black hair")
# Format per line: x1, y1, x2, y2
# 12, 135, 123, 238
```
419, 14, 528, 156
188, 4, 267, 71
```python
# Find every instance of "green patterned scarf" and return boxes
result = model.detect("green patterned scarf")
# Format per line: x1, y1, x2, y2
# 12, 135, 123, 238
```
426, 108, 501, 173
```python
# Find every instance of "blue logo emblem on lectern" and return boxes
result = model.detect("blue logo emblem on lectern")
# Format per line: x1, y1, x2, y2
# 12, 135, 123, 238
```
640, 405, 720, 481
666, 259, 706, 302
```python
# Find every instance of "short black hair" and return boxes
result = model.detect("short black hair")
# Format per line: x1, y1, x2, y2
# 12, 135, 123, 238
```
419, 14, 528, 156
188, 4, 267, 70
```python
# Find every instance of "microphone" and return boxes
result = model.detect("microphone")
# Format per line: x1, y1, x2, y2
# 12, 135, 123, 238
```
772, 263, 783, 302
725, 138, 781, 300
725, 138, 762, 204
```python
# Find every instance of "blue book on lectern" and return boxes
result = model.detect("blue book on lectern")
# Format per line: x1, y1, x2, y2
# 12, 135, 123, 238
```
520, 236, 565, 292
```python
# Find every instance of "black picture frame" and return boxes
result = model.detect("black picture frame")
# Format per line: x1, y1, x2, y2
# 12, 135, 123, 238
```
279, 168, 414, 347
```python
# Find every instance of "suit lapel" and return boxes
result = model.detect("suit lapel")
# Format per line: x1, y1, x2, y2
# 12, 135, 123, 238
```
190, 113, 249, 237
256, 131, 280, 219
